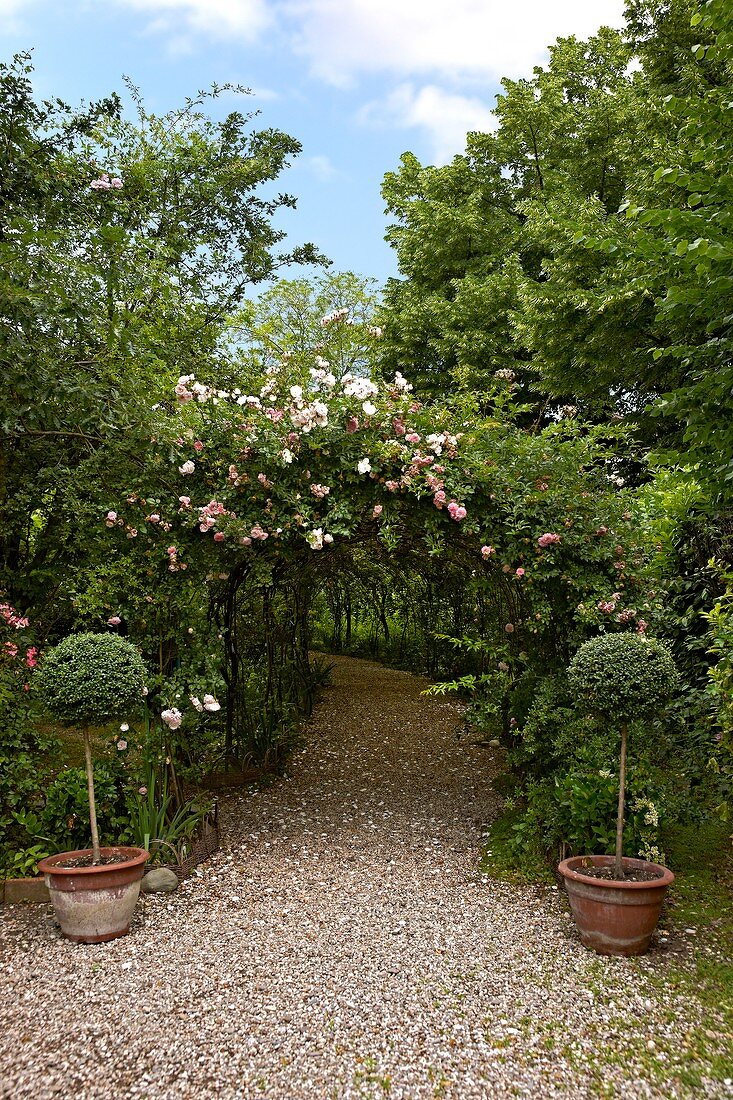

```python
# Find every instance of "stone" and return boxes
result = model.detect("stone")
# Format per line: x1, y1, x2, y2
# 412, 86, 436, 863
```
141, 867, 179, 894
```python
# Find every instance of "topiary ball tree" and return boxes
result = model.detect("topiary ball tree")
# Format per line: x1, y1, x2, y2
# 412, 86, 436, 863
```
38, 633, 147, 863
567, 633, 679, 879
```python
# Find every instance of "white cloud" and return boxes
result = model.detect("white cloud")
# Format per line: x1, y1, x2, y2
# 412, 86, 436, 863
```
117, 0, 272, 42
285, 0, 626, 86
0, 0, 32, 30
359, 83, 496, 165
305, 154, 342, 181
112, 0, 626, 89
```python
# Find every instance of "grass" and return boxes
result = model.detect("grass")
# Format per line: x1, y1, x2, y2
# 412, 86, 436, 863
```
479, 805, 555, 884
650, 818, 733, 1086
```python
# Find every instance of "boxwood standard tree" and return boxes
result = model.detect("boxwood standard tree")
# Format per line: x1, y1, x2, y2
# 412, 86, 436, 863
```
38, 633, 146, 863
568, 633, 679, 878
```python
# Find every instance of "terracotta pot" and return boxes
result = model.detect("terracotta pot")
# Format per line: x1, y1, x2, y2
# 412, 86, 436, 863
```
38, 847, 149, 943
558, 855, 674, 957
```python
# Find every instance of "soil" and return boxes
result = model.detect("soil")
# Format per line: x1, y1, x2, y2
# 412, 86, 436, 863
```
579, 865, 664, 883
53, 853, 131, 869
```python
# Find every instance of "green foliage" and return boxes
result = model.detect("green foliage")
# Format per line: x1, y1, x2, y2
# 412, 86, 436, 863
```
37, 632, 146, 727
511, 767, 666, 862
0, 53, 321, 621
704, 570, 733, 817
125, 762, 210, 862
568, 633, 680, 723
40, 762, 129, 851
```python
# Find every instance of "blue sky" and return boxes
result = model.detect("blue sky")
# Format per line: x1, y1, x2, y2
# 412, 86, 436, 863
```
1, 0, 625, 286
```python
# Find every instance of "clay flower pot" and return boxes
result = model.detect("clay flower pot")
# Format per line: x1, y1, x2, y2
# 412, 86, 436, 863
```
558, 854, 674, 956
38, 847, 149, 943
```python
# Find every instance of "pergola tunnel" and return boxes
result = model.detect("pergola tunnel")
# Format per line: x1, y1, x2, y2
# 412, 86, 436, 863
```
207, 539, 527, 772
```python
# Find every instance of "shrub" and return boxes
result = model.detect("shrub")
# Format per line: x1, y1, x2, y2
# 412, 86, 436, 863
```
37, 632, 146, 728
568, 633, 680, 724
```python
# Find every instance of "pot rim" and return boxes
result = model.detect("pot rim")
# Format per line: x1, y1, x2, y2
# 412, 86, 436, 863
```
38, 847, 149, 877
558, 854, 674, 889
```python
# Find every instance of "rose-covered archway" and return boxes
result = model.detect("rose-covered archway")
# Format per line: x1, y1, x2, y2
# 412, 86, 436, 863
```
100, 312, 656, 771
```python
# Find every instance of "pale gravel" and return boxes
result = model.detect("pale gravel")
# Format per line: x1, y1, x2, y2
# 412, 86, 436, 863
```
1, 655, 731, 1100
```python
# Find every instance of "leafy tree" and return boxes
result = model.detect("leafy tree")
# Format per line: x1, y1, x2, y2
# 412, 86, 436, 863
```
0, 56, 321, 619
379, 28, 647, 408
228, 271, 381, 385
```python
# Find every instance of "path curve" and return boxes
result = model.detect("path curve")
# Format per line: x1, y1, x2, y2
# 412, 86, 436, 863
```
0, 656, 729, 1099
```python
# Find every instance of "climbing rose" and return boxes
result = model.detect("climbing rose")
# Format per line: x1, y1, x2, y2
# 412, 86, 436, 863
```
161, 708, 183, 730
178, 460, 195, 475
190, 696, 204, 712
105, 511, 117, 527
537, 533, 561, 548
372, 505, 383, 518
357, 458, 371, 474
203, 694, 221, 713
107, 615, 121, 626
516, 568, 525, 577
117, 739, 128, 751
481, 546, 495, 559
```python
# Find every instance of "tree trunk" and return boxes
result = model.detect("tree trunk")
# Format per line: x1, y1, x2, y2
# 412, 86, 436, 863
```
614, 722, 628, 881
84, 728, 101, 865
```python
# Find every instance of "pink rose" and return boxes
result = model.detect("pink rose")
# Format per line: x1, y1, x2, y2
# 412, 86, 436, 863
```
447, 501, 466, 521
481, 546, 495, 559
405, 432, 420, 444
193, 440, 204, 452
214, 531, 225, 542
107, 615, 122, 626
516, 568, 525, 577
117, 739, 128, 751
372, 505, 383, 518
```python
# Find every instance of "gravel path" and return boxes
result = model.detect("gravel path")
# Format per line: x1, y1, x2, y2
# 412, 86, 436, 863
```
1, 655, 731, 1099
